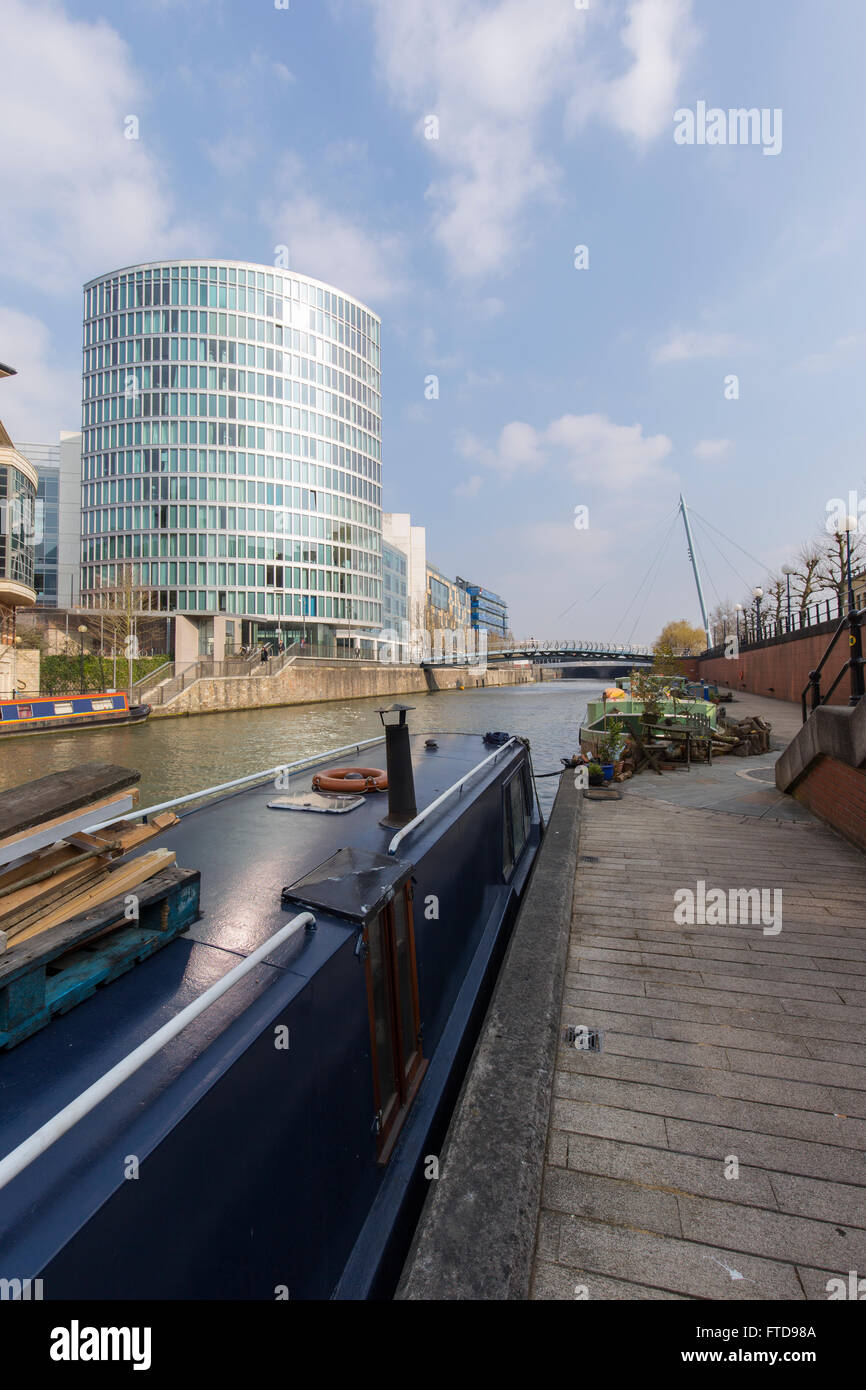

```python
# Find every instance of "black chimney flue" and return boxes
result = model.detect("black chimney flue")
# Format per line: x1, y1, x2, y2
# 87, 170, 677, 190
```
377, 704, 417, 829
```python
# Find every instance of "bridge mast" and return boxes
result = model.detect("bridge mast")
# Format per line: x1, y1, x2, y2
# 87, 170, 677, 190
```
678, 494, 711, 649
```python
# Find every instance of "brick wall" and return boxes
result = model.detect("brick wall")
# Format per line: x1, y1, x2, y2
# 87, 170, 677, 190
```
790, 754, 866, 852
694, 621, 851, 705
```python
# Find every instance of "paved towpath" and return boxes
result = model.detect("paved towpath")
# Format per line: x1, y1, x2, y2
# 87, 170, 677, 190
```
532, 693, 866, 1299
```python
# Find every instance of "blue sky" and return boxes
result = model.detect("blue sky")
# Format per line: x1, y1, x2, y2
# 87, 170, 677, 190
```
1, 0, 864, 641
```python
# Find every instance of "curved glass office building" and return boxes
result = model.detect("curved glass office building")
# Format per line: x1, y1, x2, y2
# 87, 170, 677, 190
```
81, 260, 382, 656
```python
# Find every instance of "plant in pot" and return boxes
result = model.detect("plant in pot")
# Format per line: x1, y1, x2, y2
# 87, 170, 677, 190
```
587, 761, 605, 787
597, 718, 625, 782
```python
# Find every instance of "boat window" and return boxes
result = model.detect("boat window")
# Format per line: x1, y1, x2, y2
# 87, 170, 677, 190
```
54, 703, 74, 715
91, 699, 114, 711
363, 884, 424, 1161
503, 769, 530, 878
16, 706, 33, 719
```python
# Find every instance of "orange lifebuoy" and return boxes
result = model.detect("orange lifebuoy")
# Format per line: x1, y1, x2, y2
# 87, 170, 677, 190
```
312, 766, 388, 793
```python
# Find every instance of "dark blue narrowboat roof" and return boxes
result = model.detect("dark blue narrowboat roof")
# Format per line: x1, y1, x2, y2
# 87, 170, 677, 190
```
0, 731, 528, 1279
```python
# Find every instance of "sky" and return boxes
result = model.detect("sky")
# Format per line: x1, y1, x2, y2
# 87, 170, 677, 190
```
0, 0, 864, 643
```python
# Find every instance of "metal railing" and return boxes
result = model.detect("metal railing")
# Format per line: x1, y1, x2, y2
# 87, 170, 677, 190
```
801, 607, 865, 721
0, 911, 316, 1194
387, 737, 519, 856
90, 736, 387, 827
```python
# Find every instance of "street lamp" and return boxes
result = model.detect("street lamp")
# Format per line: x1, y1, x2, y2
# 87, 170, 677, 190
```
734, 603, 742, 643
781, 565, 796, 632
77, 624, 88, 694
752, 587, 764, 640
836, 515, 864, 705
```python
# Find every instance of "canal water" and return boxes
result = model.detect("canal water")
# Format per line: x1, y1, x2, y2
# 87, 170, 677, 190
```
0, 679, 609, 817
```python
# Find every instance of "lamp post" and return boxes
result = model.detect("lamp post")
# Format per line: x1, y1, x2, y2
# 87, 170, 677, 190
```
753, 587, 764, 641
781, 565, 795, 632
77, 624, 88, 694
734, 603, 742, 644
837, 515, 864, 705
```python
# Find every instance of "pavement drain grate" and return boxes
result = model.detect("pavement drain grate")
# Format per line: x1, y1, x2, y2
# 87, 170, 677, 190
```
579, 855, 600, 863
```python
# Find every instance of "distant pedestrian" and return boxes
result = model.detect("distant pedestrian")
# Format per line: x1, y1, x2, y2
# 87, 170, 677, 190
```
260, 645, 268, 663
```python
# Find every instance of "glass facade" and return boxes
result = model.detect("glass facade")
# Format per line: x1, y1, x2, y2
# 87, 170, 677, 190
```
0, 459, 36, 595
456, 578, 509, 639
18, 442, 58, 606
382, 539, 408, 628
80, 260, 382, 643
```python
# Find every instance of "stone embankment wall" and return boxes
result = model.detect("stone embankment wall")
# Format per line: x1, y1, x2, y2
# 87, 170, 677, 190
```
150, 660, 534, 718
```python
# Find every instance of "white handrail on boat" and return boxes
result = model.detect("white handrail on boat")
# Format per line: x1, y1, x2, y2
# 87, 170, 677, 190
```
388, 737, 519, 857
89, 736, 387, 828
0, 911, 316, 1195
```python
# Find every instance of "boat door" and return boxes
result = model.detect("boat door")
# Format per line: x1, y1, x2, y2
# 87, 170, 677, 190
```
363, 882, 426, 1162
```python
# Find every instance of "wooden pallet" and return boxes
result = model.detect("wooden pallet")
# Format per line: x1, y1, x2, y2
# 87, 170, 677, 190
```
0, 867, 201, 1050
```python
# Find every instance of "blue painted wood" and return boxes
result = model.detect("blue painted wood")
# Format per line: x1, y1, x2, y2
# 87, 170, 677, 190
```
0, 869, 200, 1050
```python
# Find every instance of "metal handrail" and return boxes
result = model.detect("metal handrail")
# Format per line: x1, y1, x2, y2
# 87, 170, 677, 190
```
89, 736, 387, 828
801, 606, 865, 721
387, 737, 519, 857
0, 911, 316, 1194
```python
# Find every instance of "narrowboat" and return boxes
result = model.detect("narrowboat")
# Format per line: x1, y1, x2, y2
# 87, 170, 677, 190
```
0, 691, 151, 738
0, 710, 542, 1299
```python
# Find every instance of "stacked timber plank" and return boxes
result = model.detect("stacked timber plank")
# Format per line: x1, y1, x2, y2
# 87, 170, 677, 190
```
0, 763, 179, 954
0, 763, 201, 1049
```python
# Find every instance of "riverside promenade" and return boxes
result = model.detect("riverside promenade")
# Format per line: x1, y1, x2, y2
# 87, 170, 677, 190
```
400, 691, 866, 1301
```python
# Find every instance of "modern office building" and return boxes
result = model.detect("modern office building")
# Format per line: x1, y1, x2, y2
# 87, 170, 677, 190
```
425, 562, 471, 635
456, 577, 509, 640
382, 539, 408, 630
382, 512, 426, 632
18, 433, 82, 608
80, 260, 382, 659
0, 363, 38, 696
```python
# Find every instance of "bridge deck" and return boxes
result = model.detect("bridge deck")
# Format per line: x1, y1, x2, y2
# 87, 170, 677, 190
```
533, 692, 866, 1300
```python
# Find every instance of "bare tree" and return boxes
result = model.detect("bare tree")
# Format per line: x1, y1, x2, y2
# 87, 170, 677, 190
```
90, 564, 158, 691
815, 525, 865, 613
791, 545, 822, 614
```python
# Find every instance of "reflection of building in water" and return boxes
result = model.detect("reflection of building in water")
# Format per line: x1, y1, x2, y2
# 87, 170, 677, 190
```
0, 363, 38, 697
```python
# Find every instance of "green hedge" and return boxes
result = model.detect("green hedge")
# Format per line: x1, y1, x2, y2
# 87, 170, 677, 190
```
39, 654, 168, 695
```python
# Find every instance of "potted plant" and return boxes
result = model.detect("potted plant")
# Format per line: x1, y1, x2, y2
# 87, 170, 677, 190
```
587, 762, 604, 787
596, 717, 625, 781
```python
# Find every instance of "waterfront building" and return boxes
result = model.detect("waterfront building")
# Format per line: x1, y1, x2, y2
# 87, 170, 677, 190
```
425, 562, 471, 635
382, 539, 408, 630
382, 513, 426, 630
0, 362, 38, 696
18, 433, 82, 609
456, 577, 509, 641
80, 260, 382, 660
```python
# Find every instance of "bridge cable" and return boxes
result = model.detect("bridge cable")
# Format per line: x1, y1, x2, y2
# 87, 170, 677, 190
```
610, 509, 680, 644
690, 524, 725, 611
688, 506, 774, 579
560, 503, 678, 624
622, 511, 681, 646
691, 513, 752, 595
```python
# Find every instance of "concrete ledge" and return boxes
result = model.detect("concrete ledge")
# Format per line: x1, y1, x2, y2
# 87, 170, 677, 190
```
396, 771, 581, 1301
776, 698, 866, 792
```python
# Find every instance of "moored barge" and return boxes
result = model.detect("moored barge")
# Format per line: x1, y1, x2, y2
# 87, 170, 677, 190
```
0, 714, 541, 1299
0, 691, 150, 738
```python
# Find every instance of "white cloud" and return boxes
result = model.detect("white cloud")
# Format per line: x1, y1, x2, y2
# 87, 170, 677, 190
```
584, 0, 698, 143
0, 307, 80, 439
265, 159, 408, 305
365, 0, 696, 278
545, 412, 672, 488
693, 438, 731, 459
795, 334, 861, 374
454, 474, 483, 498
653, 329, 743, 364
0, 0, 201, 292
459, 421, 546, 476
459, 412, 672, 489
